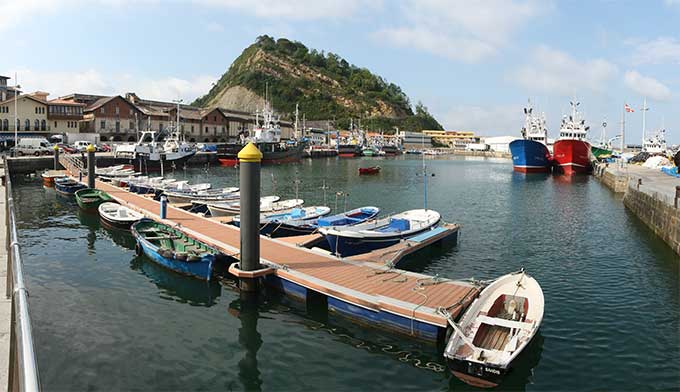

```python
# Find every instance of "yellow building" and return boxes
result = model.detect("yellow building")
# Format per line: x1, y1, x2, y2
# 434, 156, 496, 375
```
0, 94, 49, 134
422, 130, 478, 148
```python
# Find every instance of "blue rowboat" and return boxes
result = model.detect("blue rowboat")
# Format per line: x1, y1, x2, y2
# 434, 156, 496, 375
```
319, 209, 441, 257
232, 206, 331, 236
54, 178, 87, 196
132, 219, 222, 281
267, 206, 381, 238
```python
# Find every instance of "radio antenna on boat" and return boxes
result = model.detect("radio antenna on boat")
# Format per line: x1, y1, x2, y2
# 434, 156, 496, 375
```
422, 131, 428, 211
321, 180, 328, 207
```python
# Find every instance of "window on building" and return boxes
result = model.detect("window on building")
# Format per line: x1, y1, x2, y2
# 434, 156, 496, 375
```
2, 119, 7, 131
41, 120, 46, 131
24, 119, 30, 131
129, 121, 134, 130
54, 121, 57, 128
159, 123, 163, 131
213, 126, 217, 135
129, 109, 133, 116
100, 107, 105, 114
100, 120, 106, 130
115, 106, 120, 115
191, 125, 194, 133
222, 126, 225, 134
115, 121, 120, 133
204, 127, 207, 134
16, 119, 20, 131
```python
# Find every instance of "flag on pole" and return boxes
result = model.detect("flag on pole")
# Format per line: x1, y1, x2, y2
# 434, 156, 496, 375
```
624, 103, 634, 113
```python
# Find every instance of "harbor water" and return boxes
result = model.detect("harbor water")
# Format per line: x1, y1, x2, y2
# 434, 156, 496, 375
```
13, 156, 680, 391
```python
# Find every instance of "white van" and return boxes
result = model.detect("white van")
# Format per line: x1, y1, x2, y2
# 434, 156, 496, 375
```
13, 138, 53, 156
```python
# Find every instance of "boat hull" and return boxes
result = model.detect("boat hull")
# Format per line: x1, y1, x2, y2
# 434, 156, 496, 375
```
447, 358, 507, 388
323, 225, 438, 257
552, 139, 592, 175
130, 151, 196, 172
135, 237, 214, 281
591, 146, 613, 159
509, 139, 551, 173
217, 143, 303, 166
55, 181, 87, 196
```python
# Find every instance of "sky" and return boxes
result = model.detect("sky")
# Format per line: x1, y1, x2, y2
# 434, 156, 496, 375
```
2, 0, 679, 144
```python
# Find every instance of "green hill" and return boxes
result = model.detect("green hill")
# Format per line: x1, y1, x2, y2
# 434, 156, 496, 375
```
192, 35, 443, 132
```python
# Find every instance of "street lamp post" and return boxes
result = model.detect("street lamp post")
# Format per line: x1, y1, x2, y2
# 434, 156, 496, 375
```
12, 73, 21, 157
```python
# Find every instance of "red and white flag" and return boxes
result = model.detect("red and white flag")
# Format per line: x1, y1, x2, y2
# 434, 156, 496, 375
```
624, 103, 634, 113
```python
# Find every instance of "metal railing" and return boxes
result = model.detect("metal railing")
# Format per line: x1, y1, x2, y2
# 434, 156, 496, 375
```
4, 160, 41, 391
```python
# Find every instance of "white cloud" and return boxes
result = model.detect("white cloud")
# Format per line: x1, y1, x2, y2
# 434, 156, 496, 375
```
437, 104, 521, 135
511, 46, 618, 95
631, 37, 680, 65
375, 0, 546, 62
205, 21, 225, 32
624, 71, 671, 101
0, 0, 372, 32
192, 0, 378, 20
4, 68, 216, 103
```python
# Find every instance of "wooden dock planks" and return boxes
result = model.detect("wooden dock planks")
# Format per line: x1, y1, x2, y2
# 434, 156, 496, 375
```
94, 180, 479, 330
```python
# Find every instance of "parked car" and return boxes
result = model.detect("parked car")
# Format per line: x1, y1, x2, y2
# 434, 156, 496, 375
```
98, 143, 112, 152
74, 141, 96, 152
58, 143, 77, 154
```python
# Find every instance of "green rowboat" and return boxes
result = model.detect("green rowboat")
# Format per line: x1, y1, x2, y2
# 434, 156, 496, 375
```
75, 188, 114, 210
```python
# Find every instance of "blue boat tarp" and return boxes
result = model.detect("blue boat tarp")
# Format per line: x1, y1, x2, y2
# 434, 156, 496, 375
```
408, 227, 448, 243
661, 166, 680, 178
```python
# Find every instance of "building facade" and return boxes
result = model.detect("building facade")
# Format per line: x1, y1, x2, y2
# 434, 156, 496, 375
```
81, 96, 142, 142
0, 94, 49, 135
422, 130, 478, 148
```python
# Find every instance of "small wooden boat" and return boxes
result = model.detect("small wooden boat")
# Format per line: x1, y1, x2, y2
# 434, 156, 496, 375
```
443, 269, 544, 388
319, 209, 440, 257
165, 187, 240, 204
358, 166, 381, 175
266, 206, 380, 238
131, 219, 222, 281
98, 202, 144, 228
95, 164, 134, 175
75, 188, 114, 210
54, 178, 87, 196
232, 206, 331, 235
207, 197, 299, 217
41, 170, 67, 187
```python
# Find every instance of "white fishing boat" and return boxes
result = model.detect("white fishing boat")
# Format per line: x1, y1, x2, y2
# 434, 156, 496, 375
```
319, 209, 440, 257
165, 187, 240, 204
98, 202, 145, 228
232, 206, 331, 235
443, 269, 544, 388
207, 196, 298, 217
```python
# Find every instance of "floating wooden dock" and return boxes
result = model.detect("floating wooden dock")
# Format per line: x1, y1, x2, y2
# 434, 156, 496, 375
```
60, 152, 479, 342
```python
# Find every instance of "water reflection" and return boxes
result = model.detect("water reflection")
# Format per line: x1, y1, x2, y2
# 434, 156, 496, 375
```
229, 293, 263, 391
129, 256, 222, 306
76, 208, 99, 253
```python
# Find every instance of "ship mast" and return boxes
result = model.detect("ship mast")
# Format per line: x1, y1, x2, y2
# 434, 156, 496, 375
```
641, 97, 648, 149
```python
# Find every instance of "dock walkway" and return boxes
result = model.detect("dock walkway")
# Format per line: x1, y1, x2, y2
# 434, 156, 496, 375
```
94, 180, 478, 339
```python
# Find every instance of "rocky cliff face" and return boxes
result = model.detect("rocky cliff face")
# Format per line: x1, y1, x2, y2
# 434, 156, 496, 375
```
193, 36, 443, 132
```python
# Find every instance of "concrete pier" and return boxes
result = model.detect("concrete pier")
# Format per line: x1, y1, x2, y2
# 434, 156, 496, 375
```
595, 162, 680, 255
0, 164, 10, 390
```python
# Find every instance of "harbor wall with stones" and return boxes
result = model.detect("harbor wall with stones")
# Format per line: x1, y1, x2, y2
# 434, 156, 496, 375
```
623, 186, 680, 255
595, 162, 680, 256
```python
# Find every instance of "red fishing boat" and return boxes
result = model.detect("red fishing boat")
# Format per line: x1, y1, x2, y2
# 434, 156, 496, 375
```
358, 166, 381, 175
552, 101, 593, 175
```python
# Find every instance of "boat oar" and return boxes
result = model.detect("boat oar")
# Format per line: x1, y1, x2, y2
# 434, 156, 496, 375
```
437, 308, 476, 348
